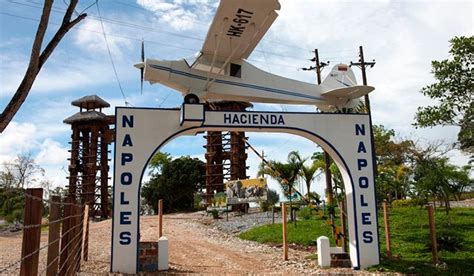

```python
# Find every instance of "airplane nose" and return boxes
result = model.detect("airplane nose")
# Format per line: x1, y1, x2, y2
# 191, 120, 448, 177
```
139, 59, 171, 84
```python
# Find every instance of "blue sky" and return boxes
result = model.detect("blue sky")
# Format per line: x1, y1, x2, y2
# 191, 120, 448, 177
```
0, 0, 472, 197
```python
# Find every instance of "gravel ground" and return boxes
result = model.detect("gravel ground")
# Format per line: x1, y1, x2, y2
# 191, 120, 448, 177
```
210, 208, 282, 234
449, 198, 474, 208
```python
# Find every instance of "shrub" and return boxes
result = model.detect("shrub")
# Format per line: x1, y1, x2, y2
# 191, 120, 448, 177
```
299, 206, 312, 220
435, 232, 463, 252
267, 189, 279, 205
209, 209, 220, 219
260, 201, 270, 212
7, 209, 24, 224
194, 193, 204, 210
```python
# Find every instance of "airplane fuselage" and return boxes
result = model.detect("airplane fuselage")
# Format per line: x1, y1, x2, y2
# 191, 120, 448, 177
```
142, 58, 364, 111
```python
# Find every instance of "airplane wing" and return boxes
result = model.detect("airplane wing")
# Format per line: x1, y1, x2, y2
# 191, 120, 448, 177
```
322, 85, 375, 99
201, 0, 280, 61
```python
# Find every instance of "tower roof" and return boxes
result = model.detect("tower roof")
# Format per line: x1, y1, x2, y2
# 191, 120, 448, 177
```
71, 95, 110, 109
63, 111, 108, 124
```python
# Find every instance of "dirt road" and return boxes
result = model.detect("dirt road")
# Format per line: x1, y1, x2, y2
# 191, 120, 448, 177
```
1, 212, 355, 274
82, 212, 356, 274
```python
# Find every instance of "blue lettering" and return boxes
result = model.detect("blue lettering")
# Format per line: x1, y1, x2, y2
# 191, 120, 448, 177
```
362, 212, 372, 225
355, 124, 365, 136
121, 153, 133, 165
122, 115, 134, 128
119, 231, 132, 245
360, 194, 368, 206
357, 141, 367, 153
240, 114, 247, 124
232, 115, 239, 124
359, 176, 369, 188
121, 172, 132, 185
120, 192, 129, 205
357, 159, 367, 170
363, 231, 373, 243
278, 115, 285, 125
224, 113, 231, 124
122, 134, 133, 147
120, 211, 132, 224
270, 115, 277, 124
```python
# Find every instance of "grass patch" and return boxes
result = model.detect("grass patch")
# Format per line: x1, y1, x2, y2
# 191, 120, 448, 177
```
239, 208, 339, 246
239, 206, 474, 275
370, 207, 474, 275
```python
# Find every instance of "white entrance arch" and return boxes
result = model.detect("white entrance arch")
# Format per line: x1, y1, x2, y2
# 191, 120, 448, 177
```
111, 105, 380, 273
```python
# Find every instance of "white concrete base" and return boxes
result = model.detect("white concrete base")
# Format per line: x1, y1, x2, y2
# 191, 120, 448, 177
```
158, 236, 169, 271
330, 246, 344, 254
317, 236, 331, 268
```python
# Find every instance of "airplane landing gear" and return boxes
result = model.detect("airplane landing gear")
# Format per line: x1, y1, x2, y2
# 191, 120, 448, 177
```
184, 94, 200, 104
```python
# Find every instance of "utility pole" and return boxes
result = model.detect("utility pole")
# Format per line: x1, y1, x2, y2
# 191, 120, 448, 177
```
350, 46, 376, 113
302, 49, 334, 207
350, 46, 378, 177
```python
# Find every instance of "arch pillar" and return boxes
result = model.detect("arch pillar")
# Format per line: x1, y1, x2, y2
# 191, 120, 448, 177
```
111, 105, 380, 273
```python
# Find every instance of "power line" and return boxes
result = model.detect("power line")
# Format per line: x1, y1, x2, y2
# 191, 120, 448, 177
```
95, 0, 129, 106
6, 0, 352, 61
0, 11, 311, 72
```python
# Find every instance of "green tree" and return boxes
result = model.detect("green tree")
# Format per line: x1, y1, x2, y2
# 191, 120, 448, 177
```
414, 36, 474, 157
266, 188, 280, 206
1, 153, 44, 189
141, 154, 204, 213
148, 151, 171, 176
259, 151, 304, 198
259, 151, 304, 220
412, 156, 472, 225
373, 125, 414, 202
312, 151, 344, 203
300, 163, 322, 199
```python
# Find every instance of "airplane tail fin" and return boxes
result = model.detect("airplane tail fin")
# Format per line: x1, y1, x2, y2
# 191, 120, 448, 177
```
321, 64, 374, 99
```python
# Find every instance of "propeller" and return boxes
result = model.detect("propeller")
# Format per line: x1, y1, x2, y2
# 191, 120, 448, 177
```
140, 40, 145, 94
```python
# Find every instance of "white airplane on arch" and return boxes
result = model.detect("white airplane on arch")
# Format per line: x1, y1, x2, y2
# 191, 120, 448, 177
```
135, 0, 374, 112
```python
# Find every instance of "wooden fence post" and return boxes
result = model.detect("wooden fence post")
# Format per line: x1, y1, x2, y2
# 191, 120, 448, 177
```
282, 202, 288, 261
20, 188, 43, 276
159, 199, 163, 238
340, 200, 348, 252
73, 204, 83, 273
59, 196, 73, 275
82, 204, 90, 261
46, 195, 61, 276
427, 204, 438, 264
65, 203, 79, 275
383, 202, 392, 257
272, 206, 275, 225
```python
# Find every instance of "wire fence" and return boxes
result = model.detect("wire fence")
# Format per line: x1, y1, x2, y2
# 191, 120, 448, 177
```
0, 188, 89, 275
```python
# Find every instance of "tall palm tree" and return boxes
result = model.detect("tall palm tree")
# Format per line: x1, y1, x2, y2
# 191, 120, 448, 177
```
300, 163, 323, 201
259, 151, 303, 220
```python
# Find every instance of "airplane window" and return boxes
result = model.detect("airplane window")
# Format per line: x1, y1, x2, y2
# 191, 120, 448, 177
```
230, 63, 241, 78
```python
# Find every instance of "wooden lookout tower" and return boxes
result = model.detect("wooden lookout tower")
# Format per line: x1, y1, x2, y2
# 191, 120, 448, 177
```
204, 101, 251, 203
64, 95, 114, 218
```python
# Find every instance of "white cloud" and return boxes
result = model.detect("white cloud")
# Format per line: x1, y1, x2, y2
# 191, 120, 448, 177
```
74, 18, 133, 57
0, 122, 37, 163
35, 138, 69, 165
137, 0, 216, 31
0, 121, 70, 188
